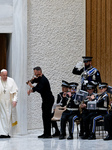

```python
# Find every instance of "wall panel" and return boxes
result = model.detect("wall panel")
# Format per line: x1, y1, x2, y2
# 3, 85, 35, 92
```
86, 0, 112, 85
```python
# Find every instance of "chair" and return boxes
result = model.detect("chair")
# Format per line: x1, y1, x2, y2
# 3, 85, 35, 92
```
51, 106, 80, 138
96, 119, 105, 138
51, 106, 66, 121
51, 106, 66, 134
96, 107, 110, 139
75, 119, 81, 139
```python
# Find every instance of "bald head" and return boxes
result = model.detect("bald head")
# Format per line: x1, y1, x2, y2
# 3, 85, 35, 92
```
1, 69, 8, 81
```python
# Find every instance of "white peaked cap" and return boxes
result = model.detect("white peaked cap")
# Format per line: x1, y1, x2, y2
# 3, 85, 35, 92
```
1, 69, 7, 73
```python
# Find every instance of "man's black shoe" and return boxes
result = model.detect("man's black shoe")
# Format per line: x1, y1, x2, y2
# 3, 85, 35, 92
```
43, 135, 52, 138
38, 134, 45, 138
79, 132, 84, 137
52, 131, 60, 137
81, 134, 89, 139
88, 133, 96, 140
67, 134, 73, 140
0, 135, 11, 138
59, 134, 65, 140
104, 134, 112, 141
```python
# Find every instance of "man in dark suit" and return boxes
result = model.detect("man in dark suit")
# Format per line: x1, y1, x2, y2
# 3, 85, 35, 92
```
27, 66, 54, 138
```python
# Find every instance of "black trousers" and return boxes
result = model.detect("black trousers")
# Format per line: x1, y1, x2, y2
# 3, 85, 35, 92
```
84, 111, 107, 135
42, 100, 54, 136
80, 109, 88, 134
104, 112, 112, 135
60, 110, 79, 135
83, 111, 97, 135
90, 114, 104, 133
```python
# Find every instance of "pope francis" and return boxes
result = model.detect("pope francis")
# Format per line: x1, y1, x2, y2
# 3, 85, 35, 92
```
0, 69, 18, 138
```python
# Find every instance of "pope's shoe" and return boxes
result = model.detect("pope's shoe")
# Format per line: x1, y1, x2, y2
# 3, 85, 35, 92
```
0, 135, 10, 138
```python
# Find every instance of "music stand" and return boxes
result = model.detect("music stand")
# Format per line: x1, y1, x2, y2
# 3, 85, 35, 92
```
79, 90, 88, 100
75, 93, 84, 103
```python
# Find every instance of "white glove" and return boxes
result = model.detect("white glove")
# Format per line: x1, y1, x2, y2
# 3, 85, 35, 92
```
83, 80, 88, 85
75, 61, 83, 69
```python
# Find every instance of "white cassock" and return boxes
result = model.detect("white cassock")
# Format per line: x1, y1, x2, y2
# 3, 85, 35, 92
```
0, 77, 18, 136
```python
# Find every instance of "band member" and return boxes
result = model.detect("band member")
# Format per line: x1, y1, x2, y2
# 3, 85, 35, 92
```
51, 80, 69, 137
59, 82, 80, 140
82, 83, 109, 140
104, 101, 112, 140
27, 66, 54, 138
79, 83, 96, 136
72, 56, 101, 91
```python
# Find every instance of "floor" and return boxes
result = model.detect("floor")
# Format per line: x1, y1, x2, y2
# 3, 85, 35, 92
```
0, 128, 111, 150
